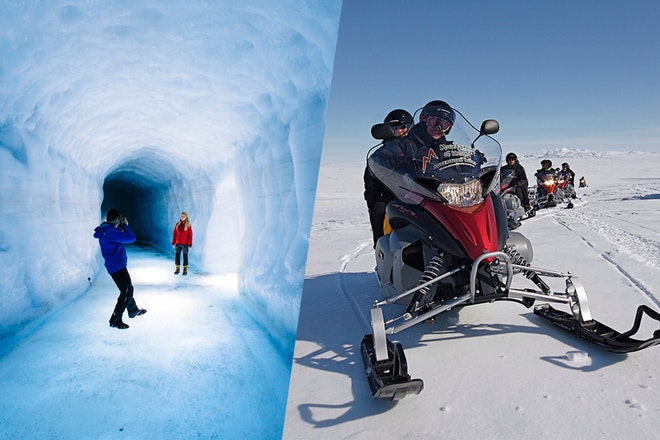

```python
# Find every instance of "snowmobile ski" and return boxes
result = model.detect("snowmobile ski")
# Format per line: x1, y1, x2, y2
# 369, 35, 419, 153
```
360, 334, 423, 400
534, 304, 660, 353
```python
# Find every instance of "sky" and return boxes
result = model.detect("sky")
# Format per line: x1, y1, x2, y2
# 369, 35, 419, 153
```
321, 0, 660, 163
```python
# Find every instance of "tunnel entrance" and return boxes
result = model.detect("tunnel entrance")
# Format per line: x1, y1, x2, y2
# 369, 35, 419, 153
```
101, 148, 214, 258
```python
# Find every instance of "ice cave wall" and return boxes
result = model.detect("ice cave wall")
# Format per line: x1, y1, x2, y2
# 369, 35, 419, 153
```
0, 0, 342, 356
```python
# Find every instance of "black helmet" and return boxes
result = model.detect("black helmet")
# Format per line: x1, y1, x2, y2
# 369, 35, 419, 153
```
506, 152, 517, 161
384, 109, 413, 125
561, 162, 569, 168
541, 159, 552, 168
384, 109, 413, 132
420, 100, 456, 125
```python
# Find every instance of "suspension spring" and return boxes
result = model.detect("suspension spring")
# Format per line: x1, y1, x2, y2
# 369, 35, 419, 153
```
405, 254, 446, 317
418, 255, 446, 296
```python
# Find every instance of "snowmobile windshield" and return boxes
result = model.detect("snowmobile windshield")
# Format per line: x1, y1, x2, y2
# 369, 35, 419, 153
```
499, 167, 516, 192
368, 111, 502, 208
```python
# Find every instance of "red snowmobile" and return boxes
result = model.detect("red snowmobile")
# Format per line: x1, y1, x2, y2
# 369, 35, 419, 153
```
534, 165, 574, 209
361, 109, 660, 400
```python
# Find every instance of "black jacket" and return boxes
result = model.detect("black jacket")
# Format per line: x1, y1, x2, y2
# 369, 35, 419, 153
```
500, 161, 528, 190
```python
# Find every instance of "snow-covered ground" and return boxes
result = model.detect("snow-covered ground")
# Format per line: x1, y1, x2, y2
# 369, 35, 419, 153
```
283, 151, 660, 439
0, 246, 289, 439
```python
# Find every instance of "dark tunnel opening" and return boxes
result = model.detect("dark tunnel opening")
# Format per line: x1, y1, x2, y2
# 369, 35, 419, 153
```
100, 149, 215, 259
101, 172, 163, 244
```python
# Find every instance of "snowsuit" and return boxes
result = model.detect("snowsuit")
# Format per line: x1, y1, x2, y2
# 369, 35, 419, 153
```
500, 161, 530, 209
172, 222, 193, 267
93, 222, 142, 322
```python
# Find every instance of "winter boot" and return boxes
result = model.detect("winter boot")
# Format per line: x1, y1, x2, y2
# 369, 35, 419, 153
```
182, 266, 188, 276
128, 308, 147, 318
174, 265, 180, 275
109, 313, 129, 329
110, 320, 129, 329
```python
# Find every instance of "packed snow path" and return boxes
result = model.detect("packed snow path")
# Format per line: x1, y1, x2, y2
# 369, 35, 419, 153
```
0, 245, 289, 439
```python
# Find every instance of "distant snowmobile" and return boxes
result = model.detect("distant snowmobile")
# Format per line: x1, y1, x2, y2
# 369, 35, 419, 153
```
557, 170, 577, 200
361, 108, 660, 400
532, 169, 574, 210
500, 167, 532, 229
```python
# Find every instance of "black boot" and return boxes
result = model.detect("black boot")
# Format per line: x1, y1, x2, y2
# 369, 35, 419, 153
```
110, 320, 129, 329
128, 308, 147, 318
109, 313, 129, 329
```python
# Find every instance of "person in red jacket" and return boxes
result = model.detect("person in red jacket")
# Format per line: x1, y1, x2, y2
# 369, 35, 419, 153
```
172, 212, 193, 275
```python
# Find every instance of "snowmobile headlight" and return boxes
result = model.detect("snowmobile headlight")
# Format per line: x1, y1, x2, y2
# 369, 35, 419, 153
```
436, 180, 483, 208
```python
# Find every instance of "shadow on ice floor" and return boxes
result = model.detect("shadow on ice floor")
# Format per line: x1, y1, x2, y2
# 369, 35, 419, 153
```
0, 245, 289, 439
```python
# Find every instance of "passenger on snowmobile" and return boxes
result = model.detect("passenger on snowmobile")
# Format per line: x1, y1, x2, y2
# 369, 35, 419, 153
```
364, 109, 414, 246
500, 152, 532, 214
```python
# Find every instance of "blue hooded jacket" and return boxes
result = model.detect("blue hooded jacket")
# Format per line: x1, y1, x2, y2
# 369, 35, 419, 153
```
93, 222, 136, 274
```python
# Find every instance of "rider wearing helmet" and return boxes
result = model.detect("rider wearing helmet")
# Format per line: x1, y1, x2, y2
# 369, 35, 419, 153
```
500, 152, 531, 212
536, 160, 555, 177
535, 159, 558, 194
560, 162, 576, 187
384, 109, 413, 138
364, 109, 413, 246
418, 100, 456, 140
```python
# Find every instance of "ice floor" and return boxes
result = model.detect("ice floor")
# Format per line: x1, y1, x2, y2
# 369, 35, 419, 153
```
0, 245, 289, 439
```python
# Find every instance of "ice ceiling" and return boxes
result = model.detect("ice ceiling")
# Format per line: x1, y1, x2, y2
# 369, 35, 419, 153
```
0, 0, 342, 355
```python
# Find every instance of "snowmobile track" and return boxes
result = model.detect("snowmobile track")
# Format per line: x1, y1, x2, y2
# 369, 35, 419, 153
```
552, 209, 660, 308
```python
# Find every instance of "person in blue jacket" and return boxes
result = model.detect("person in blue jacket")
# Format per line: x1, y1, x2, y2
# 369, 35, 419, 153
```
93, 208, 146, 329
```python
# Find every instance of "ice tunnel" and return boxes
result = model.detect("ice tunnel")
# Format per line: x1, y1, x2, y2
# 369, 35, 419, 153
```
100, 148, 215, 254
0, 1, 342, 356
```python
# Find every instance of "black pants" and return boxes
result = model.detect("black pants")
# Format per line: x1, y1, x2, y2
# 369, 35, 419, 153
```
368, 201, 387, 247
109, 267, 139, 321
174, 244, 189, 266
513, 185, 530, 209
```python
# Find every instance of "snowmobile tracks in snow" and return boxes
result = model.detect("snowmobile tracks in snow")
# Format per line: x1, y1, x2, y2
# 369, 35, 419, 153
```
552, 208, 660, 309
337, 241, 377, 334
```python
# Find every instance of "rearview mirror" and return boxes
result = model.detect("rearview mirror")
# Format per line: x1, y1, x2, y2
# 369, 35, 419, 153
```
480, 119, 499, 135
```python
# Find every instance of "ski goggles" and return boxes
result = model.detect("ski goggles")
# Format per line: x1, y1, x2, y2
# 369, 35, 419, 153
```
388, 122, 409, 131
426, 116, 452, 131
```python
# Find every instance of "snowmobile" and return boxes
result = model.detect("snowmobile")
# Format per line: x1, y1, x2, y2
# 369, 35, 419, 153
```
361, 110, 660, 400
557, 170, 577, 200
534, 170, 574, 209
499, 168, 528, 229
